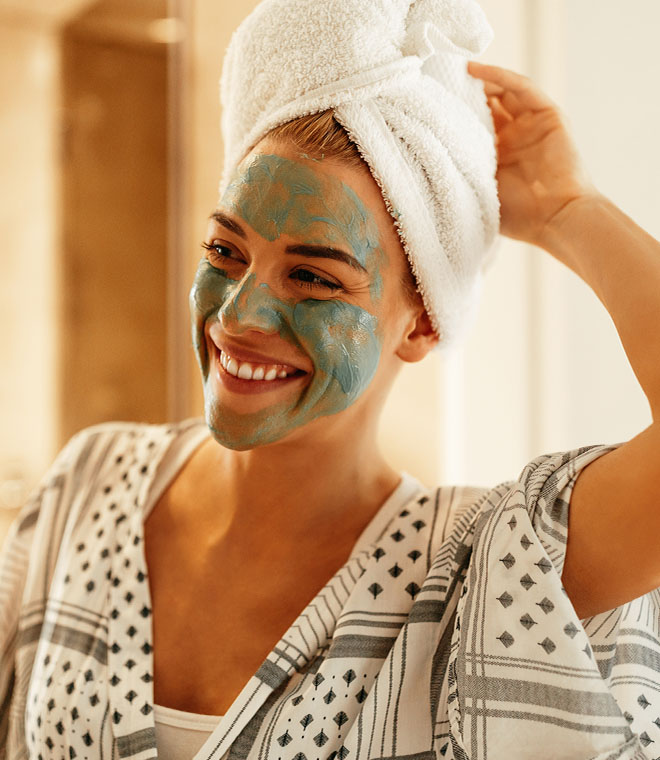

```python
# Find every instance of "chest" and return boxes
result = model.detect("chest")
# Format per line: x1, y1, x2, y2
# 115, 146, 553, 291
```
143, 506, 353, 716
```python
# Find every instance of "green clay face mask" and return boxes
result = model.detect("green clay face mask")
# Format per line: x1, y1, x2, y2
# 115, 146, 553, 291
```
189, 152, 389, 449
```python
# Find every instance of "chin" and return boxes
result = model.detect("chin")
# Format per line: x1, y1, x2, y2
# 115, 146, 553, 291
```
204, 409, 297, 451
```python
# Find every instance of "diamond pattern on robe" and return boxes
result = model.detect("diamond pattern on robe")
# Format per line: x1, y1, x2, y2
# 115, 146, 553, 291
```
277, 730, 293, 747
520, 574, 536, 590
408, 550, 422, 562
536, 597, 554, 614
300, 714, 313, 728
338, 746, 350, 759
638, 694, 651, 709
497, 631, 514, 648
368, 583, 383, 599
520, 613, 537, 630
412, 520, 426, 531
312, 673, 324, 688
405, 582, 420, 598
500, 553, 515, 569
520, 534, 532, 550
334, 711, 349, 727
388, 563, 403, 578
355, 687, 368, 703
291, 695, 304, 706
391, 530, 405, 542
564, 622, 579, 638
497, 591, 513, 608
539, 637, 556, 654
323, 689, 336, 704
343, 670, 356, 685
372, 547, 385, 560
639, 732, 654, 747
313, 730, 329, 747
535, 557, 552, 574
507, 515, 517, 531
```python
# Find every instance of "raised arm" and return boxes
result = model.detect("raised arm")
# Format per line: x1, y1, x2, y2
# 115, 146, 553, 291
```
468, 60, 660, 619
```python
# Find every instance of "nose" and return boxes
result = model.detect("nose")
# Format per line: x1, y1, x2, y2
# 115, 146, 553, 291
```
219, 273, 286, 336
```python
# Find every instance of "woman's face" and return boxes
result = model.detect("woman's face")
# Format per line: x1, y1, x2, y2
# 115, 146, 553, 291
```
190, 140, 427, 450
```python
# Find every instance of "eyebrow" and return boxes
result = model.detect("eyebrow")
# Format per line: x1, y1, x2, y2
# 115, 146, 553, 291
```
209, 210, 368, 274
284, 244, 368, 274
209, 210, 247, 239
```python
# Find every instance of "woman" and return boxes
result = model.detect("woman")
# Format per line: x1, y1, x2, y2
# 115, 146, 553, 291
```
2, 0, 660, 758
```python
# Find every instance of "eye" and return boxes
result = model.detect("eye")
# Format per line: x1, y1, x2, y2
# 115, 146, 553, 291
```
201, 241, 245, 267
290, 268, 342, 292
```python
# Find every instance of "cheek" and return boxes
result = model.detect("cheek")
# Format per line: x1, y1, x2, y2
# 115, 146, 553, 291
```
189, 263, 233, 319
293, 301, 382, 399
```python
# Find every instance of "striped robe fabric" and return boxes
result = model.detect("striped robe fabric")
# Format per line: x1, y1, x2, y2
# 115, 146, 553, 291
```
1, 419, 658, 760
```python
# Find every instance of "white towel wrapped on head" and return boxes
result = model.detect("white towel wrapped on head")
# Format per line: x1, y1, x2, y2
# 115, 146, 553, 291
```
220, 0, 501, 349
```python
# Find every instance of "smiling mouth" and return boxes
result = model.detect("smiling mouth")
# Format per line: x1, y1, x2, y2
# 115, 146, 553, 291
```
218, 349, 307, 382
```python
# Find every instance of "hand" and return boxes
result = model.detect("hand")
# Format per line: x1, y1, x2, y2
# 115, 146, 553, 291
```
467, 60, 598, 247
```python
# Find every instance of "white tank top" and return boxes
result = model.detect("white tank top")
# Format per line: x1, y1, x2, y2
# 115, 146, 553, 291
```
153, 703, 223, 760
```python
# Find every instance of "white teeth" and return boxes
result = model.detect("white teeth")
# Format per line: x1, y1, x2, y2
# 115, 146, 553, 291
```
237, 362, 253, 380
219, 350, 298, 382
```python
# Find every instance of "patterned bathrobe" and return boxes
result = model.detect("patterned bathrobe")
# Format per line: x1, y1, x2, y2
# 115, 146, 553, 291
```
1, 419, 657, 760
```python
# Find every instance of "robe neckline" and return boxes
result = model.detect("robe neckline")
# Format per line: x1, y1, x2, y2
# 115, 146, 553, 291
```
104, 419, 426, 759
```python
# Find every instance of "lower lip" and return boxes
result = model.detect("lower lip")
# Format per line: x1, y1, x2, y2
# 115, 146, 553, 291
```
212, 349, 307, 395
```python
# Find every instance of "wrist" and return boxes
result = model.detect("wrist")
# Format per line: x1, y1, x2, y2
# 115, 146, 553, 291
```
535, 189, 607, 261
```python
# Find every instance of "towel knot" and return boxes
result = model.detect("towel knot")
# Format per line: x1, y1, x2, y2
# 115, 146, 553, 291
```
403, 0, 493, 61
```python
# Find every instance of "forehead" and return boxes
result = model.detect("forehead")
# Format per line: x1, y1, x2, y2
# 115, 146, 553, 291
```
220, 149, 390, 268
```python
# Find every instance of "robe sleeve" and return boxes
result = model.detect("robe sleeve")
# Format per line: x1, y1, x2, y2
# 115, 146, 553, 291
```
446, 442, 655, 760
0, 429, 96, 759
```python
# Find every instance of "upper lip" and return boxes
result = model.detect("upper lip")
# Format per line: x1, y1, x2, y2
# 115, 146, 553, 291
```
208, 330, 309, 373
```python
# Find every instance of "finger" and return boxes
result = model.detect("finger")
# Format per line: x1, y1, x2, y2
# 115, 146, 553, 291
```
482, 80, 505, 97
487, 95, 513, 132
467, 60, 555, 115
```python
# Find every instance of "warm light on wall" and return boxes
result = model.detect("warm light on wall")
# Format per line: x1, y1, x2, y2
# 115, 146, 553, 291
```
147, 17, 184, 44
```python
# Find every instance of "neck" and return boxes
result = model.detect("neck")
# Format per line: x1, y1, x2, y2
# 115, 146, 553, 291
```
177, 409, 401, 554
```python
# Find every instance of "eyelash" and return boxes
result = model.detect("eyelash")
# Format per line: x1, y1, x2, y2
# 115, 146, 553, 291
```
201, 242, 342, 292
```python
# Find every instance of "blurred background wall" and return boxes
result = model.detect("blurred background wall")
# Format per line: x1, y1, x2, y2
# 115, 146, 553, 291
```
1, 0, 658, 542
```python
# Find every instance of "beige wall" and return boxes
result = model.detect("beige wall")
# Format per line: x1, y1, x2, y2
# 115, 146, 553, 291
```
0, 2, 172, 545
59, 19, 169, 442
0, 20, 60, 510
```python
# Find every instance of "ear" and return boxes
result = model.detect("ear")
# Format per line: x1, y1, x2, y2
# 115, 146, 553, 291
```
395, 305, 439, 363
